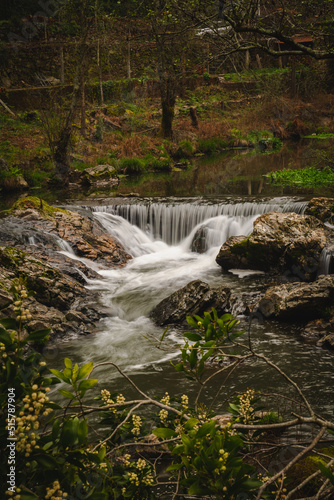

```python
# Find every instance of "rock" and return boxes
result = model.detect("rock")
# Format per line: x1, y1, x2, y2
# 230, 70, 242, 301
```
302, 317, 334, 349
258, 275, 334, 321
6, 197, 132, 268
0, 197, 133, 342
0, 291, 11, 309
149, 279, 231, 326
81, 164, 118, 187
305, 197, 334, 225
191, 227, 208, 253
0, 246, 101, 341
216, 212, 330, 281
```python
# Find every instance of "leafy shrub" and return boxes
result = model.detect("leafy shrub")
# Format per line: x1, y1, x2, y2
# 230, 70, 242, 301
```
198, 137, 228, 154
174, 139, 194, 159
1, 284, 333, 499
119, 157, 146, 174
266, 166, 334, 187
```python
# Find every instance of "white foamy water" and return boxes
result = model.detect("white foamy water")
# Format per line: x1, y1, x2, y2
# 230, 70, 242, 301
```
50, 198, 334, 417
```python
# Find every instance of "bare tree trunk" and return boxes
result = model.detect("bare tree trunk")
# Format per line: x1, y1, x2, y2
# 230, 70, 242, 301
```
97, 40, 104, 105
159, 74, 176, 139
60, 45, 65, 84
126, 29, 131, 79
245, 50, 250, 70
80, 67, 86, 137
53, 38, 89, 184
290, 57, 297, 98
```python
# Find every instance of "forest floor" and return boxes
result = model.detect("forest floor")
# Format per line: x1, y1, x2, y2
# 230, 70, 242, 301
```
1, 82, 334, 190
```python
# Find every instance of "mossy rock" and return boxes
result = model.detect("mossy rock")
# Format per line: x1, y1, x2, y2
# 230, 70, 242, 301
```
12, 197, 70, 218
287, 448, 334, 496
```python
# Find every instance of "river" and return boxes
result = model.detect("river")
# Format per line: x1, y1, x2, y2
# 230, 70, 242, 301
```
48, 195, 334, 421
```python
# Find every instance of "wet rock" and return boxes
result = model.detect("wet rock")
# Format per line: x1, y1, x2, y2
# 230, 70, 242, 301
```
258, 275, 334, 321
302, 317, 334, 349
0, 246, 101, 340
0, 197, 133, 342
305, 197, 334, 225
5, 197, 132, 268
149, 279, 231, 326
191, 227, 208, 253
216, 212, 330, 281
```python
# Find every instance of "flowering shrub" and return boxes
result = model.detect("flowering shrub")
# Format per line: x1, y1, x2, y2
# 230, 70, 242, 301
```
1, 285, 333, 499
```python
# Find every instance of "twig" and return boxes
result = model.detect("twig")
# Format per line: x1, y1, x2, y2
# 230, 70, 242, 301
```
256, 426, 327, 500
0, 98, 17, 117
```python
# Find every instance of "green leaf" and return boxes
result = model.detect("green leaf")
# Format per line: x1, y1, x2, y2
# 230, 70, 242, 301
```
196, 420, 216, 438
98, 446, 106, 461
0, 329, 13, 346
78, 378, 98, 391
60, 417, 79, 447
77, 361, 94, 380
72, 363, 79, 383
229, 403, 240, 414
28, 328, 50, 342
242, 478, 264, 490
166, 463, 183, 471
184, 418, 199, 430
153, 427, 177, 439
184, 332, 202, 342
188, 480, 211, 496
78, 419, 88, 443
189, 347, 198, 369
0, 318, 17, 329
49, 368, 71, 384
186, 316, 198, 328
58, 388, 75, 399
52, 418, 60, 440
35, 454, 59, 469
64, 358, 73, 369
319, 462, 334, 484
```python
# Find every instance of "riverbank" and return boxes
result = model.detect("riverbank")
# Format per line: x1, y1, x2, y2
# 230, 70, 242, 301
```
1, 79, 334, 196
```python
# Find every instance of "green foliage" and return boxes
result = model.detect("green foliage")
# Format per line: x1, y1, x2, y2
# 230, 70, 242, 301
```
119, 157, 146, 174
198, 137, 228, 154
1, 286, 333, 499
173, 310, 244, 382
266, 166, 334, 187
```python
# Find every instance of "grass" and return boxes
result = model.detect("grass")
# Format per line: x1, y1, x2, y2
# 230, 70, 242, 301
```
265, 166, 334, 187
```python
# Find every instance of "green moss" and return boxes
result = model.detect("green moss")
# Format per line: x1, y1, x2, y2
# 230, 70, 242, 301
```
287, 450, 334, 496
229, 237, 281, 270
12, 197, 70, 218
0, 246, 26, 268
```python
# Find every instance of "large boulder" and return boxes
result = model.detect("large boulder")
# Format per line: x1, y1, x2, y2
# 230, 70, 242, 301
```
258, 275, 334, 321
0, 246, 102, 340
216, 212, 330, 280
5, 197, 131, 268
149, 279, 231, 326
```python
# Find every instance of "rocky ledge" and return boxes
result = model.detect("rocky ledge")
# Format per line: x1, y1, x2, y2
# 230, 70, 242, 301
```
0, 197, 131, 342
216, 211, 332, 281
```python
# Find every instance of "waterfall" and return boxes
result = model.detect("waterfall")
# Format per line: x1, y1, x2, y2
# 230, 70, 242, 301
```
90, 198, 308, 252
318, 247, 334, 276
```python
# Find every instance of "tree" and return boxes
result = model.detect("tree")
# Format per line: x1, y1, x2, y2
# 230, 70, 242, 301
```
140, 0, 198, 139
44, 0, 94, 185
178, 0, 334, 62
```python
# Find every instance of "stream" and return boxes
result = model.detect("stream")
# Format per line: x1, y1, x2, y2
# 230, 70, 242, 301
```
49, 196, 334, 419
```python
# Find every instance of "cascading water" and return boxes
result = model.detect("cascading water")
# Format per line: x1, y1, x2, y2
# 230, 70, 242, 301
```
53, 198, 334, 417
91, 198, 308, 247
